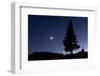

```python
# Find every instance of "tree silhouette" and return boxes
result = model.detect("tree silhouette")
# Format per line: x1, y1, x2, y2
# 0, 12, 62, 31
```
63, 19, 80, 54
81, 47, 85, 52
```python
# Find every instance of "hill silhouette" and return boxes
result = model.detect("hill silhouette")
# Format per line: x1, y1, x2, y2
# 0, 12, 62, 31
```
28, 51, 88, 61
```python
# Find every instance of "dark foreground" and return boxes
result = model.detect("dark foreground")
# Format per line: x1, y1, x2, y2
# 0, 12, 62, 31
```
28, 51, 88, 61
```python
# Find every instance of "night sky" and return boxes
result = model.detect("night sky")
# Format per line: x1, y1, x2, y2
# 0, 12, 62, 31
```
28, 15, 88, 55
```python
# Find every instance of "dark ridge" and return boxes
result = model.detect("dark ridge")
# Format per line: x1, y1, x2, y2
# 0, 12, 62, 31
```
28, 51, 88, 61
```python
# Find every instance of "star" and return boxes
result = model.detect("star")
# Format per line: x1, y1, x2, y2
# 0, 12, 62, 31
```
50, 36, 54, 40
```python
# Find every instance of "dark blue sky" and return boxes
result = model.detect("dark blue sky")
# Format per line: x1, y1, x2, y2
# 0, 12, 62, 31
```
28, 15, 88, 55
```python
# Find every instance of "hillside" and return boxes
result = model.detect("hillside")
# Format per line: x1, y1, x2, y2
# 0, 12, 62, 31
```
28, 51, 88, 61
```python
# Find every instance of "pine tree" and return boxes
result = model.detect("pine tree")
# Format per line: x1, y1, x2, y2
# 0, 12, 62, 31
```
81, 47, 85, 52
63, 19, 80, 54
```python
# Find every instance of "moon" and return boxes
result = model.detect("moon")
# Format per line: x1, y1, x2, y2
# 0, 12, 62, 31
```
50, 36, 54, 40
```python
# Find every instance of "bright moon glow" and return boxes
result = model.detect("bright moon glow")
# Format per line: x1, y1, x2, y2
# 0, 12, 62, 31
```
50, 36, 54, 40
